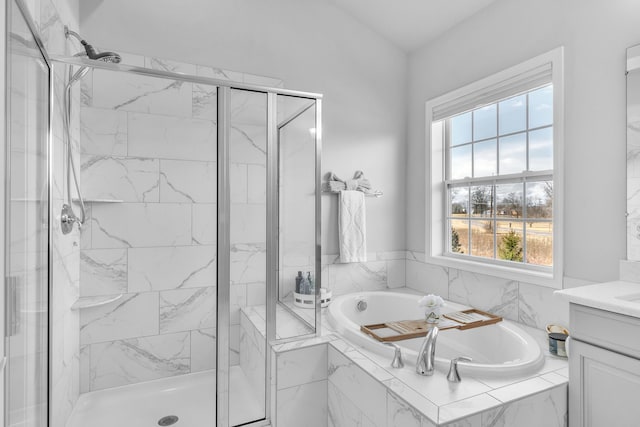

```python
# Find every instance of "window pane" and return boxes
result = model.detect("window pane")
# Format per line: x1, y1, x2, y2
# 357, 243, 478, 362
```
473, 104, 497, 140
525, 221, 553, 266
470, 220, 494, 259
450, 186, 469, 217
470, 185, 493, 218
450, 220, 468, 254
499, 94, 526, 135
473, 139, 496, 177
496, 183, 523, 218
497, 222, 523, 262
529, 127, 553, 171
499, 133, 526, 175
529, 85, 553, 128
450, 145, 471, 179
451, 112, 472, 146
526, 181, 552, 219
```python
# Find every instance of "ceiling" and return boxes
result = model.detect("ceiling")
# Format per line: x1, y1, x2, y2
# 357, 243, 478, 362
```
329, 0, 499, 52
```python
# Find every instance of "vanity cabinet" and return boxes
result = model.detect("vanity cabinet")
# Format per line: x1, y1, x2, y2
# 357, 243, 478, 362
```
568, 304, 640, 427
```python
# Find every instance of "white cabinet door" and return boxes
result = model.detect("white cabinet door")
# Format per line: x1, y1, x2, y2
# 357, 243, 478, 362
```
569, 339, 640, 427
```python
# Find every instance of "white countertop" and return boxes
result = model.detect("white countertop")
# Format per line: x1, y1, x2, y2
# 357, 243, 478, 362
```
555, 280, 640, 319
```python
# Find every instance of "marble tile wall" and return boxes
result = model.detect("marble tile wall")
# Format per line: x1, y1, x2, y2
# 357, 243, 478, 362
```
404, 251, 594, 332
77, 52, 283, 391
274, 339, 331, 427
279, 251, 406, 302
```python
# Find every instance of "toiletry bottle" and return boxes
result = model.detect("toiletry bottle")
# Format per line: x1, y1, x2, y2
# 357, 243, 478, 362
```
295, 271, 303, 293
300, 274, 310, 295
307, 272, 314, 294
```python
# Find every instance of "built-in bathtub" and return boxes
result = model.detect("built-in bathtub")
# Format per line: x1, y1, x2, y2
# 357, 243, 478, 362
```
327, 291, 545, 378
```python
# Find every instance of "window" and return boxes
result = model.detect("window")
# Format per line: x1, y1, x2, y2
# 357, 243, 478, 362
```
426, 48, 563, 288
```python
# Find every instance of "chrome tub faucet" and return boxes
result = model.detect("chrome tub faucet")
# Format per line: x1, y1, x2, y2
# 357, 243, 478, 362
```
416, 325, 439, 376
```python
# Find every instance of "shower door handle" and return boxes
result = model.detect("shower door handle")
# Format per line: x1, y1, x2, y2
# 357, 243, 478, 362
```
5, 276, 20, 337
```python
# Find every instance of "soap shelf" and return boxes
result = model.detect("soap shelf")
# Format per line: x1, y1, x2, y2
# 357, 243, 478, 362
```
71, 294, 124, 310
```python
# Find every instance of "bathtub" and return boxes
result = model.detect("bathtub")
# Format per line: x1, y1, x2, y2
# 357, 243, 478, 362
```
326, 291, 544, 378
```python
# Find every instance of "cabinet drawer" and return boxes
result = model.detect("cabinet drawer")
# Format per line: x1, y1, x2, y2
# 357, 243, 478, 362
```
570, 303, 640, 359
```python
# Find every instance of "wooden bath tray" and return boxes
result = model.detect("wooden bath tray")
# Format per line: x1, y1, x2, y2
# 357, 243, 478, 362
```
360, 309, 502, 342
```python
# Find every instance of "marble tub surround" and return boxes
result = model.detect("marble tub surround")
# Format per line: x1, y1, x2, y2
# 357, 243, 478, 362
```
239, 293, 567, 426
405, 251, 587, 332
327, 337, 567, 426
77, 52, 282, 392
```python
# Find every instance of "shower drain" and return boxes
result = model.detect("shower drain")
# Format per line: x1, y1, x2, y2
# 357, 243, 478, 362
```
158, 415, 179, 426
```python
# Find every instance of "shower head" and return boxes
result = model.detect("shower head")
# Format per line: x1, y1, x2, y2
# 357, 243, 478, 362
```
80, 40, 122, 63
64, 26, 122, 64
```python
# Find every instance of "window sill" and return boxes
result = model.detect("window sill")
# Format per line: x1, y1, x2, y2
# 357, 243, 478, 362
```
426, 253, 562, 289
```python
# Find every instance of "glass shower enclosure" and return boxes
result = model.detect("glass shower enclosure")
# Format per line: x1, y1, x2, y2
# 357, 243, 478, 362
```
5, 1, 322, 425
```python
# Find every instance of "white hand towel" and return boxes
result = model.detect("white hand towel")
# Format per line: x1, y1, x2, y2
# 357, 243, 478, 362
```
339, 190, 367, 263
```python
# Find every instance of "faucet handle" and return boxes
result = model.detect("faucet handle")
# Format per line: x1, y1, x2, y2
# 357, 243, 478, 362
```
447, 356, 472, 382
383, 342, 404, 369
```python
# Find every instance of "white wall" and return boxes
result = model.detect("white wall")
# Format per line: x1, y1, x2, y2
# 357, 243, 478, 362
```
80, 0, 408, 255
407, 0, 640, 284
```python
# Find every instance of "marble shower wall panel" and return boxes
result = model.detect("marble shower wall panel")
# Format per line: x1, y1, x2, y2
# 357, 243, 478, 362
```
80, 156, 160, 202
91, 71, 193, 117
80, 107, 127, 156
79, 249, 127, 297
88, 332, 191, 391
159, 287, 217, 333
128, 245, 216, 292
128, 113, 217, 161
160, 160, 217, 203
90, 203, 192, 249
191, 328, 217, 372
79, 57, 282, 391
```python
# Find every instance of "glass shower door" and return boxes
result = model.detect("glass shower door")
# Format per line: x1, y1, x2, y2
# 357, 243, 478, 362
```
223, 87, 269, 426
5, 1, 50, 426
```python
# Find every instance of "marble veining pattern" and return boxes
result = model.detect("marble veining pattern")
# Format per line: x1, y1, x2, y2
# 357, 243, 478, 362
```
90, 203, 192, 248
159, 287, 216, 333
448, 269, 519, 321
81, 155, 160, 202
128, 245, 216, 292
80, 292, 159, 345
80, 108, 127, 156
89, 332, 190, 391
160, 159, 216, 203
79, 249, 127, 297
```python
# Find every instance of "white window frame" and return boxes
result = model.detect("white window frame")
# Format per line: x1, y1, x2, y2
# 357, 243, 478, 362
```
426, 47, 564, 288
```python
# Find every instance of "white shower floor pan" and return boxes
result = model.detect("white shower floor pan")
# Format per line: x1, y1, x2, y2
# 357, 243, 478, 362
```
66, 366, 264, 427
